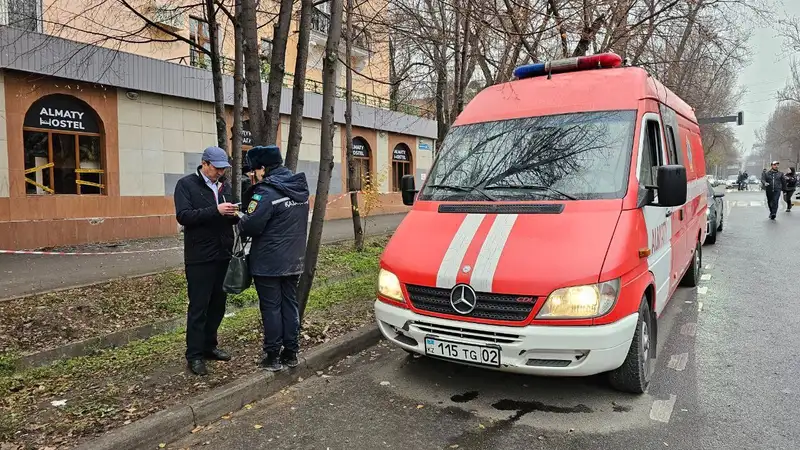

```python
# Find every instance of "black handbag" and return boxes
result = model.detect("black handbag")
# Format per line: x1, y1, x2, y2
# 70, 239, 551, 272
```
223, 230, 252, 294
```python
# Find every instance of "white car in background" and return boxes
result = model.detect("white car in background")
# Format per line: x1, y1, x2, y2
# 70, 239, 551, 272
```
725, 175, 738, 189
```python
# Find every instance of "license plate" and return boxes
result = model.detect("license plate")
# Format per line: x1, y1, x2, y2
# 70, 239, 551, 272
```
424, 336, 500, 367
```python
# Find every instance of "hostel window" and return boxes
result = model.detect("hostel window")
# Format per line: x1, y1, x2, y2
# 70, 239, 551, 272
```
189, 16, 211, 68
23, 94, 104, 195
351, 137, 371, 190
391, 143, 412, 192
1, 0, 42, 32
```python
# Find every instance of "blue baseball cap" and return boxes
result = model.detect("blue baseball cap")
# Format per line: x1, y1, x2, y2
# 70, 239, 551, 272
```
201, 146, 231, 168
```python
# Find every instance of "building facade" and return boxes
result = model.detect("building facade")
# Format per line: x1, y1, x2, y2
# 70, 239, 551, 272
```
0, 19, 436, 249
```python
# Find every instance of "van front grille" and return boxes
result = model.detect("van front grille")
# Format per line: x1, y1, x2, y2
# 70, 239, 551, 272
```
405, 285, 536, 322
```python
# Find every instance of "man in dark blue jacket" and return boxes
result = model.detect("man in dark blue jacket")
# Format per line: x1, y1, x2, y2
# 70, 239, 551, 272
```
238, 145, 309, 371
174, 146, 239, 376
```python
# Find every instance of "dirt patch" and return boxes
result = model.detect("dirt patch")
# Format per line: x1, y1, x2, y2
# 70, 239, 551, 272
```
0, 237, 388, 360
0, 274, 380, 449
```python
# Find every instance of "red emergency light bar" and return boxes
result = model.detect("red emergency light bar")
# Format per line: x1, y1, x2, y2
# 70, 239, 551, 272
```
513, 53, 623, 79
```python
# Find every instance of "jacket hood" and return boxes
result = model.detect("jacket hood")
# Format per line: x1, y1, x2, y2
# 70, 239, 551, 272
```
263, 167, 309, 202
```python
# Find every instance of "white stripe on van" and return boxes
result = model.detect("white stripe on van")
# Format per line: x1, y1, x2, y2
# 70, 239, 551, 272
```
436, 214, 485, 289
469, 214, 518, 292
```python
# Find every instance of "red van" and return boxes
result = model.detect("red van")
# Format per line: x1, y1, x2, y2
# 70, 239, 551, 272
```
374, 53, 707, 393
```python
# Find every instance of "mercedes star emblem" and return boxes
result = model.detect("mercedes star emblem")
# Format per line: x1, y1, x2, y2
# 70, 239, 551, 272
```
450, 284, 477, 315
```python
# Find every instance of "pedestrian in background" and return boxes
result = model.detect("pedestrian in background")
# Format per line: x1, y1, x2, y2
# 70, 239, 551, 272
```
238, 145, 310, 372
762, 161, 784, 220
174, 146, 238, 376
784, 167, 797, 212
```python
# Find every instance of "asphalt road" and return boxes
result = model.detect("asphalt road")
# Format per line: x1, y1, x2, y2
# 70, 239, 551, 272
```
0, 214, 405, 300
169, 190, 800, 450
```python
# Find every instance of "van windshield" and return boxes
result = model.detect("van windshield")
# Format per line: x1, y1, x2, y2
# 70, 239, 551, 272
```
419, 110, 637, 201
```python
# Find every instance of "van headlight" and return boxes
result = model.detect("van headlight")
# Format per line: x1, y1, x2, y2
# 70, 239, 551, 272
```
536, 279, 620, 319
378, 269, 404, 302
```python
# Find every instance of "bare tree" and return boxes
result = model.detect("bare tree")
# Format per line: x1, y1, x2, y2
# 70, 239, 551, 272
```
298, 0, 345, 318
232, 0, 245, 201
344, 0, 365, 251
286, 0, 314, 171
263, 0, 295, 145
241, 0, 266, 145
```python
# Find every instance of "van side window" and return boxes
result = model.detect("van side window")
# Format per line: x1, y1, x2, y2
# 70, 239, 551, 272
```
665, 125, 681, 165
639, 120, 663, 186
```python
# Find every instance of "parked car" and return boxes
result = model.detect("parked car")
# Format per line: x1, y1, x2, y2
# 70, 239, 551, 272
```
705, 180, 724, 245
725, 175, 738, 189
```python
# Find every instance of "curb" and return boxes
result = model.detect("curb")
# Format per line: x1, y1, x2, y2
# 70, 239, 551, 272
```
76, 324, 382, 450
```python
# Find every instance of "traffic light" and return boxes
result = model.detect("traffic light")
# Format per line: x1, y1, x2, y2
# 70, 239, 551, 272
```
737, 111, 744, 126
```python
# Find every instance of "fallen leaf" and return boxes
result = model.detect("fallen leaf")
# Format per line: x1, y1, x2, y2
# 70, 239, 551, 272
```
380, 381, 390, 386
50, 400, 67, 407
158, 444, 166, 449
254, 425, 263, 430
478, 424, 485, 429
221, 415, 231, 420
450, 445, 459, 449
191, 426, 203, 434
416, 404, 424, 409
244, 404, 253, 410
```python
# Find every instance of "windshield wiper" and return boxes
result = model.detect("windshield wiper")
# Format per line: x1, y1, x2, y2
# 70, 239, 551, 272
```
426, 184, 498, 201
484, 184, 578, 200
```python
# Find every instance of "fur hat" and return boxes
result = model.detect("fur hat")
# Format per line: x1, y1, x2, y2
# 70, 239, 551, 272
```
246, 145, 283, 170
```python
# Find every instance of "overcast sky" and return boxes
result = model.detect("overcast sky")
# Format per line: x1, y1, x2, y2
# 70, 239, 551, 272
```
735, 0, 800, 160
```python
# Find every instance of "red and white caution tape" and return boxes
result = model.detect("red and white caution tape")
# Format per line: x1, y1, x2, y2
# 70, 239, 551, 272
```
0, 246, 182, 256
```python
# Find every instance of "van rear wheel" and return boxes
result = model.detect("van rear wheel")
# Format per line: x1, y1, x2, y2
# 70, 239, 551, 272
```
608, 297, 653, 394
680, 240, 702, 287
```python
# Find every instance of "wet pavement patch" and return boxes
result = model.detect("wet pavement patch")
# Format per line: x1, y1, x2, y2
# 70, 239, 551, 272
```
451, 391, 479, 403
492, 399, 593, 422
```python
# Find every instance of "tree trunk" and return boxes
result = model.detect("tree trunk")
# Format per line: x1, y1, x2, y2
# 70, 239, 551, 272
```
345, 0, 364, 251
286, 0, 314, 171
388, 37, 399, 111
232, 0, 245, 202
297, 0, 345, 320
264, 0, 294, 145
241, 0, 265, 145
204, 0, 227, 151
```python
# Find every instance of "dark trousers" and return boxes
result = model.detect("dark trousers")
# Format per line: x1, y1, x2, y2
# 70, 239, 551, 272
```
185, 260, 229, 361
253, 275, 301, 355
784, 190, 795, 210
766, 190, 781, 216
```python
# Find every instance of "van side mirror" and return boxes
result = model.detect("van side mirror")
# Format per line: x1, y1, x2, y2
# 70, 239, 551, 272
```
651, 165, 687, 207
401, 175, 417, 206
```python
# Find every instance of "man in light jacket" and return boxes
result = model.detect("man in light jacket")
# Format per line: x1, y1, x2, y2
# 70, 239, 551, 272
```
174, 146, 238, 376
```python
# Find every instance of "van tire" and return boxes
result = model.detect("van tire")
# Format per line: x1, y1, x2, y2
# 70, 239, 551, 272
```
680, 240, 701, 287
608, 297, 652, 394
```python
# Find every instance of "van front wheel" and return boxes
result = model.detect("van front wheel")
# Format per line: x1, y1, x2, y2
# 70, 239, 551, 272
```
608, 297, 653, 394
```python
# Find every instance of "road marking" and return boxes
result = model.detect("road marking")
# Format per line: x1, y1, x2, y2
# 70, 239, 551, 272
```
680, 323, 697, 336
700, 274, 711, 281
697, 287, 708, 295
650, 395, 677, 423
698, 302, 704, 312
737, 201, 749, 207
705, 264, 713, 270
751, 201, 762, 207
667, 353, 689, 371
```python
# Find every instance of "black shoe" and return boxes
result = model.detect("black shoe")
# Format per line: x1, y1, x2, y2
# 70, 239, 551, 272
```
259, 353, 284, 372
770, 215, 776, 220
280, 350, 299, 368
188, 359, 208, 376
205, 348, 232, 361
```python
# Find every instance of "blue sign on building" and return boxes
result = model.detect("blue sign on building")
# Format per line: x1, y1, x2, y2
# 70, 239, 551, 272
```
419, 142, 430, 150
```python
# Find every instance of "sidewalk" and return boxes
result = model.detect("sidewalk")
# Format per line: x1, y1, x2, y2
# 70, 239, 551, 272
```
0, 213, 406, 300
